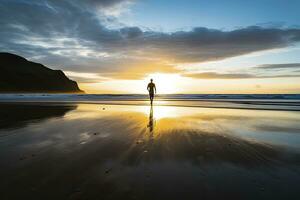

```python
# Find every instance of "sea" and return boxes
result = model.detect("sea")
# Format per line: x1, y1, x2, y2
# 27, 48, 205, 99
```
0, 93, 300, 111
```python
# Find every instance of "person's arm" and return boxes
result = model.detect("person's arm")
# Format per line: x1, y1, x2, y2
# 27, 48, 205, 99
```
154, 84, 157, 94
147, 84, 150, 91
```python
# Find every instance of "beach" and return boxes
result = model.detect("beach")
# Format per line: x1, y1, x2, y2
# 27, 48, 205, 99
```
3, 0, 300, 199
0, 100, 300, 199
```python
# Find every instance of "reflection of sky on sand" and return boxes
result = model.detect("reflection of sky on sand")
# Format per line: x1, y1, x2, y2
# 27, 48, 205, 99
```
2, 103, 299, 155
59, 103, 300, 148
0, 103, 300, 199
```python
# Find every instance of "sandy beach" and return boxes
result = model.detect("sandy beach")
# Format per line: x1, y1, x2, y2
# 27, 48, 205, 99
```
0, 102, 299, 200
2, 0, 300, 199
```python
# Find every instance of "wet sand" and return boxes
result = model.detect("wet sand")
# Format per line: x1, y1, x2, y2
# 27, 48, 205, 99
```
0, 103, 300, 200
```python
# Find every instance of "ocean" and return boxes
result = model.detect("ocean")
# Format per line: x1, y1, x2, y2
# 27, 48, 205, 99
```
1, 93, 300, 111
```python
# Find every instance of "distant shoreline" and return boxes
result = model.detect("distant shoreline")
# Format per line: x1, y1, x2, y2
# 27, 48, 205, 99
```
0, 96, 300, 111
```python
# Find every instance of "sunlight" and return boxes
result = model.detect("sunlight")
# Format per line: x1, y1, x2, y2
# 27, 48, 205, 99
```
137, 105, 199, 120
144, 73, 181, 94
140, 106, 179, 119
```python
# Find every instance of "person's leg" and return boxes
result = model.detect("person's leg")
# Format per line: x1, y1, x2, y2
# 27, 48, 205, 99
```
150, 93, 154, 104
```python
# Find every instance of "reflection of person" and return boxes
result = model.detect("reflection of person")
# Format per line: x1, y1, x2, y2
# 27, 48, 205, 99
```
147, 79, 156, 104
147, 104, 154, 137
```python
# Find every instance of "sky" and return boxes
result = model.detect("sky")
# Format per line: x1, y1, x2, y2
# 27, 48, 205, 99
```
1, 0, 300, 94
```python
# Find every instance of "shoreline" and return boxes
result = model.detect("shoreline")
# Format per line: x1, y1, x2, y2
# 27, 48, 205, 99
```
1, 100, 300, 111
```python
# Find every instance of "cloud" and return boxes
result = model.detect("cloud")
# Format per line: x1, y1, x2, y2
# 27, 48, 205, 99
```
76, 0, 133, 8
140, 26, 300, 63
64, 71, 109, 83
257, 63, 300, 69
1, 0, 300, 81
184, 72, 255, 79
184, 72, 300, 79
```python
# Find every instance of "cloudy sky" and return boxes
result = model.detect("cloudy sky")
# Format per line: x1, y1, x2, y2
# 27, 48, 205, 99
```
1, 0, 300, 93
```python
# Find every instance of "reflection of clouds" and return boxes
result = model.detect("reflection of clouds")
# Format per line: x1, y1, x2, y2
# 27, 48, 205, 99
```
255, 124, 300, 134
0, 104, 76, 131
3, 103, 300, 153
79, 132, 92, 144
1, 104, 300, 199
2, 104, 300, 165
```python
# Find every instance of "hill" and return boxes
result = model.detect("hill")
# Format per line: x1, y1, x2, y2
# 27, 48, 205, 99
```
0, 53, 83, 93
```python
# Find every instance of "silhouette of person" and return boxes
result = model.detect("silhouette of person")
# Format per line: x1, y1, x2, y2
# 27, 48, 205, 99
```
147, 79, 156, 104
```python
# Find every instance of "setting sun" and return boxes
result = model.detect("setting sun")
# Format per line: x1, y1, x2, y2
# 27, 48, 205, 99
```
145, 73, 182, 94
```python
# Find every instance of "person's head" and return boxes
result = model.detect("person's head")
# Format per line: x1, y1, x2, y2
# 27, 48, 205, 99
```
150, 78, 153, 83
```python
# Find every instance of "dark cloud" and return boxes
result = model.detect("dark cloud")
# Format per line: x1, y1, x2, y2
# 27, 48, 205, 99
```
184, 72, 300, 79
257, 63, 300, 69
1, 0, 300, 81
120, 27, 143, 39
76, 0, 133, 7
184, 72, 256, 79
140, 26, 300, 63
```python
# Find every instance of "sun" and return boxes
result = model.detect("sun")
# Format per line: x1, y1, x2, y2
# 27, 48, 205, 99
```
145, 73, 181, 94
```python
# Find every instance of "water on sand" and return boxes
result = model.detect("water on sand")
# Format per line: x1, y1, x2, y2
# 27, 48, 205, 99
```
0, 103, 300, 200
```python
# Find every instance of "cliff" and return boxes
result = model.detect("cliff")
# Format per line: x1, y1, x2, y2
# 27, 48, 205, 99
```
0, 53, 83, 93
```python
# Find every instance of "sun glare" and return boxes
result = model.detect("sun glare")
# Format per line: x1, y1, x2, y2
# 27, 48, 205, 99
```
145, 73, 181, 94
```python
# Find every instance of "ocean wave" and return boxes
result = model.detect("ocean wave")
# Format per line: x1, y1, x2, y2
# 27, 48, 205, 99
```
0, 94, 300, 111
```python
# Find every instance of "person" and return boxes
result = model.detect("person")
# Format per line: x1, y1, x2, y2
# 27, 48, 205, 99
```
147, 79, 156, 104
